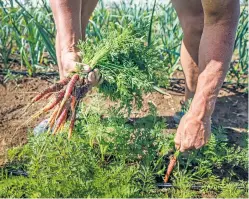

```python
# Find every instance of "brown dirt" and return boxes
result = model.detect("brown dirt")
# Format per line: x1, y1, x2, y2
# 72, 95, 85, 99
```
0, 73, 248, 166
0, 76, 54, 165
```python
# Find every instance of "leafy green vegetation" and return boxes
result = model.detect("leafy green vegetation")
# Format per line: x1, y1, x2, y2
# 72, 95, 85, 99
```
77, 29, 169, 110
0, 94, 248, 198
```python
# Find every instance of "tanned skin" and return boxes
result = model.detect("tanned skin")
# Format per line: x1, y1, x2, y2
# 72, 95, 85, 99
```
49, 0, 240, 152
173, 0, 239, 152
49, 0, 99, 81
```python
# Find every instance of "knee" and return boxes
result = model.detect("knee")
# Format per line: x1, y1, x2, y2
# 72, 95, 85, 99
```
202, 1, 240, 25
181, 16, 204, 39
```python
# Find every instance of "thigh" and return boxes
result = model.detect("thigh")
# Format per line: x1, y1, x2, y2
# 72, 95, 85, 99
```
171, 0, 204, 31
81, 0, 98, 35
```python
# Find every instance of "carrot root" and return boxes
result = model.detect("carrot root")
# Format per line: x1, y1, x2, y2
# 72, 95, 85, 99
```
52, 106, 69, 135
31, 77, 69, 103
68, 96, 77, 139
163, 155, 177, 183
47, 105, 60, 132
55, 74, 79, 121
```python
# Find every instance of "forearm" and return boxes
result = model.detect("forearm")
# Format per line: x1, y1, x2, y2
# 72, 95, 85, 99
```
190, 1, 240, 120
189, 60, 227, 120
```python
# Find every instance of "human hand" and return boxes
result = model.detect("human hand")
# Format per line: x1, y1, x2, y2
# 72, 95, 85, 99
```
61, 52, 102, 86
174, 111, 211, 152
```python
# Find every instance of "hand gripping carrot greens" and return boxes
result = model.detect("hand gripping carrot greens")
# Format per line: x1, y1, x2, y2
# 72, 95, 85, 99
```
24, 29, 167, 138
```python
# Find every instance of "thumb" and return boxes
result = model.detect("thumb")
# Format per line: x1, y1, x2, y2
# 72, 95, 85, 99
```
174, 130, 181, 150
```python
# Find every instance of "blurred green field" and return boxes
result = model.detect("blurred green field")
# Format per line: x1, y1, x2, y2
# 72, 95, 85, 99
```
0, 0, 248, 86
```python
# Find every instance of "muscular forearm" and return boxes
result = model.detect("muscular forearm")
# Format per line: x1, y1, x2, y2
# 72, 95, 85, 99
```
189, 60, 227, 120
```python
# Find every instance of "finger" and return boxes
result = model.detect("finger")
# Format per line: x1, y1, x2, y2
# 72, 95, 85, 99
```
83, 65, 92, 73
182, 141, 198, 152
174, 120, 184, 150
98, 74, 104, 85
174, 133, 181, 150
194, 140, 205, 150
88, 71, 96, 84
93, 69, 102, 83
93, 69, 104, 85
179, 146, 186, 153
75, 62, 92, 73
76, 52, 83, 57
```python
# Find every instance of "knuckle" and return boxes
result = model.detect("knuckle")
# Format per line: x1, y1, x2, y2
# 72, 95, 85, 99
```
194, 140, 205, 149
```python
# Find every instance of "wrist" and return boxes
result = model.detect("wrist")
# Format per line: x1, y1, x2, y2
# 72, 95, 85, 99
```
189, 94, 214, 120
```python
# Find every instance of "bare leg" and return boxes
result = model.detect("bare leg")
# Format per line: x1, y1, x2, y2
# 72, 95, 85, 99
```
81, 0, 98, 40
49, 0, 97, 79
171, 0, 204, 101
50, 1, 63, 79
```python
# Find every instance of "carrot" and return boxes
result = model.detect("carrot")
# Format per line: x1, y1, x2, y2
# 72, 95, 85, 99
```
163, 150, 180, 183
52, 106, 69, 135
55, 74, 79, 121
41, 89, 66, 112
68, 112, 76, 139
24, 89, 65, 125
43, 93, 53, 100
31, 77, 69, 103
68, 96, 77, 139
22, 78, 69, 114
47, 105, 60, 132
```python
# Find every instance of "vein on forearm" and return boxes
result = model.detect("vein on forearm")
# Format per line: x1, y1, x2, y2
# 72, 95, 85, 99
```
190, 60, 226, 119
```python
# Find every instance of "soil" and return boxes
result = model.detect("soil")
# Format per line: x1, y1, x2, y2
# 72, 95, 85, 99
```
0, 72, 248, 166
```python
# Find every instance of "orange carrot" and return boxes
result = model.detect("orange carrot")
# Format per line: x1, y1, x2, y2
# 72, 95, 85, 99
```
24, 90, 65, 125
42, 89, 65, 112
22, 78, 69, 115
43, 93, 53, 100
47, 105, 60, 132
52, 106, 69, 135
55, 74, 79, 121
68, 96, 77, 139
163, 151, 180, 183
31, 77, 69, 103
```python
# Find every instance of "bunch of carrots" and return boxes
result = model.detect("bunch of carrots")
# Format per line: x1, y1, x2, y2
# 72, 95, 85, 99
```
24, 73, 91, 138
23, 30, 159, 138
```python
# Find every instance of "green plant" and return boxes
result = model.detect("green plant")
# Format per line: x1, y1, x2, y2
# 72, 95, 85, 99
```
218, 181, 245, 198
0, 96, 170, 198
0, 0, 56, 75
0, 25, 13, 68
1, 93, 248, 198
229, 5, 248, 86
